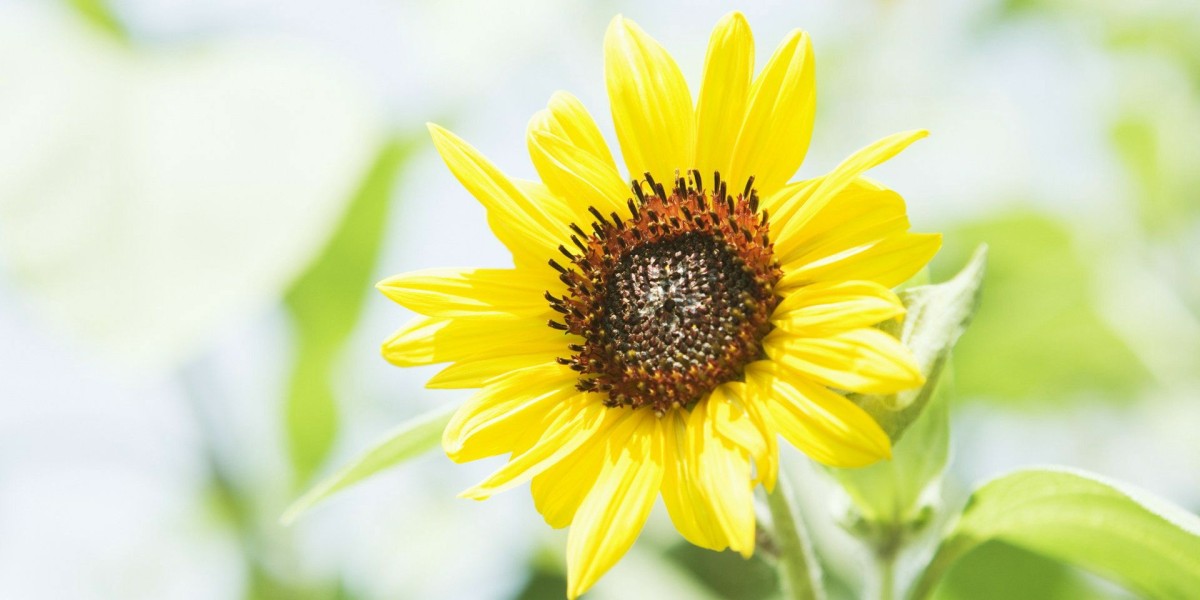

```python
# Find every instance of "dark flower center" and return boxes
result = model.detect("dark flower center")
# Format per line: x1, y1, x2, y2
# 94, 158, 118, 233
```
546, 171, 781, 414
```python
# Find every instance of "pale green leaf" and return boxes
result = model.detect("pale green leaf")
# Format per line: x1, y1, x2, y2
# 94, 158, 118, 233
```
281, 403, 457, 525
911, 468, 1200, 600
833, 381, 950, 534
833, 249, 984, 533
854, 245, 987, 440
932, 541, 1130, 600
284, 139, 411, 486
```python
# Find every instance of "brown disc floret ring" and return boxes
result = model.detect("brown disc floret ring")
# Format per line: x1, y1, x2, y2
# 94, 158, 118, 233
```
545, 169, 783, 415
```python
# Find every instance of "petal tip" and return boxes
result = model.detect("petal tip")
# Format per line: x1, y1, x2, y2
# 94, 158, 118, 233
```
458, 486, 490, 501
719, 10, 750, 28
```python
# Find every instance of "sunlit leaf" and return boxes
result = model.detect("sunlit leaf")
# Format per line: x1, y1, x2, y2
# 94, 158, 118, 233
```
856, 245, 987, 439
281, 403, 457, 525
834, 249, 982, 535
933, 541, 1128, 600
911, 468, 1200, 599
284, 138, 412, 486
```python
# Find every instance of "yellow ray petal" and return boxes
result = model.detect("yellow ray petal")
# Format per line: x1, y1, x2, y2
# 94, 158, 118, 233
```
747, 361, 891, 467
527, 128, 630, 219
460, 394, 611, 500
531, 407, 642, 529
693, 389, 757, 557
708, 382, 771, 490
604, 16, 694, 184
381, 314, 568, 367
764, 328, 924, 395
740, 389, 779, 491
729, 29, 815, 197
659, 409, 726, 550
773, 184, 910, 267
566, 409, 664, 599
778, 232, 942, 291
510, 178, 579, 232
694, 11, 753, 182
534, 91, 618, 171
442, 363, 578, 462
774, 130, 928, 261
760, 177, 820, 229
376, 268, 554, 318
425, 347, 564, 389
428, 124, 564, 267
772, 281, 904, 335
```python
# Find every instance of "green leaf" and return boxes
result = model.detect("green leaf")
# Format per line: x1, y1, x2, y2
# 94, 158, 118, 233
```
281, 402, 457, 525
910, 468, 1200, 600
832, 248, 984, 538
283, 138, 412, 486
932, 541, 1127, 600
833, 381, 950, 536
855, 245, 987, 440
934, 213, 1149, 406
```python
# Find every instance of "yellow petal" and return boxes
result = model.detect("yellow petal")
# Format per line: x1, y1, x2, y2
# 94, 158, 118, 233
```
381, 314, 566, 367
729, 29, 815, 197
708, 382, 771, 490
376, 268, 553, 318
428, 124, 564, 267
460, 394, 611, 500
694, 11, 753, 182
604, 16, 694, 184
778, 232, 942, 291
510, 177, 579, 232
747, 361, 892, 467
566, 409, 664, 599
772, 182, 910, 266
764, 328, 924, 394
442, 363, 577, 462
531, 407, 641, 529
660, 409, 726, 550
535, 91, 618, 171
528, 128, 630, 220
740, 391, 779, 491
691, 390, 757, 557
774, 130, 928, 262
761, 177, 820, 230
425, 348, 563, 389
772, 281, 905, 335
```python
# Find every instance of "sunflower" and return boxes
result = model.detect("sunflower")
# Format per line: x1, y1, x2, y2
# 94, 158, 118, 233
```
378, 12, 939, 598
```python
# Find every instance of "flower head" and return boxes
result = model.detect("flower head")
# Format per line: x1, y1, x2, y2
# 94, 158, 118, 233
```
379, 12, 939, 598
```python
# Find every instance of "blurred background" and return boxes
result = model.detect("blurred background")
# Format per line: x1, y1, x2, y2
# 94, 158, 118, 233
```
1, 0, 1197, 598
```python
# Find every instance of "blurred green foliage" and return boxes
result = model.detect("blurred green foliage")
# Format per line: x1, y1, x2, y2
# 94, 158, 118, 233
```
284, 138, 412, 486
66, 0, 125, 39
666, 544, 779, 600
933, 212, 1149, 406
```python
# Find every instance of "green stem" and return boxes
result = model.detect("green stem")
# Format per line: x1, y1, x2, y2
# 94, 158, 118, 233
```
878, 549, 897, 600
766, 470, 825, 600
